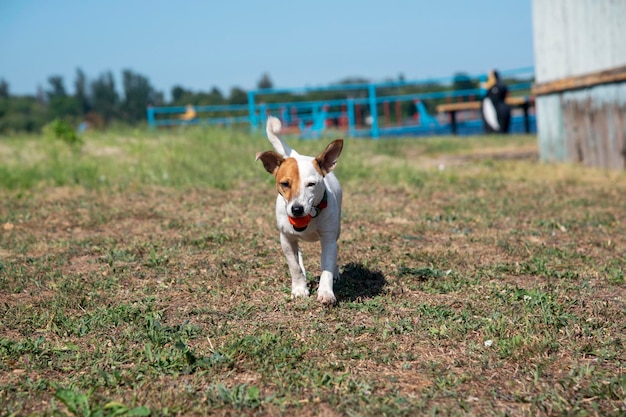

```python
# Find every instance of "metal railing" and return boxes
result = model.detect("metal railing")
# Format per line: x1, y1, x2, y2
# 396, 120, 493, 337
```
147, 66, 534, 138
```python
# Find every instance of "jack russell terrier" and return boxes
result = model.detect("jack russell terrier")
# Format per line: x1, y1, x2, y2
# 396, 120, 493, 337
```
256, 116, 343, 305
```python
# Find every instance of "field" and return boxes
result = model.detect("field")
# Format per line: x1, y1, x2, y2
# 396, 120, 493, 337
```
0, 126, 625, 416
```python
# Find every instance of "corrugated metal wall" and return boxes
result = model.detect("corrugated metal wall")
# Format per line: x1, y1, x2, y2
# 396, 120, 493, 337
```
532, 0, 626, 169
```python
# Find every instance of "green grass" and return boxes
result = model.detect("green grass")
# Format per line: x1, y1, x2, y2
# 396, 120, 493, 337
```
0, 126, 536, 191
0, 126, 625, 416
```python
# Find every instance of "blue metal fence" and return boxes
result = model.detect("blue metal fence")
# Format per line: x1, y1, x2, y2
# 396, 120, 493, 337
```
147, 66, 535, 138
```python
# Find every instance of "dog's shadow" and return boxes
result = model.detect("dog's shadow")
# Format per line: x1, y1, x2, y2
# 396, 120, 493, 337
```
332, 262, 387, 302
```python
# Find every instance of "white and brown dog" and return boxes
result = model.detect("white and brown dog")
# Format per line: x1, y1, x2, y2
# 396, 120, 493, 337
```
256, 116, 343, 305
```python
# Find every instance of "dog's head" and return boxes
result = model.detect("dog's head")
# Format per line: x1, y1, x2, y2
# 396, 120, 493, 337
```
256, 140, 343, 226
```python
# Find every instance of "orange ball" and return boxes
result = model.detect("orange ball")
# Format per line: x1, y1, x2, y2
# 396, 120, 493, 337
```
288, 214, 312, 228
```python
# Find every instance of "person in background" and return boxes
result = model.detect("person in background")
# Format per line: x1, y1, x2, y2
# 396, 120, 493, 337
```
481, 70, 511, 133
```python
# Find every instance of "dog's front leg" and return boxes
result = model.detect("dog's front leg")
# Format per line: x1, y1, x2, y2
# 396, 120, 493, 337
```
318, 237, 338, 305
280, 233, 309, 298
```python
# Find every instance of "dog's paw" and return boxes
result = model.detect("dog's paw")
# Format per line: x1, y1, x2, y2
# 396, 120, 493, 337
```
292, 286, 310, 298
317, 291, 337, 305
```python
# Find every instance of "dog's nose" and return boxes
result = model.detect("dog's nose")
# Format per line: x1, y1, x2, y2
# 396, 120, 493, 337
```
291, 204, 305, 217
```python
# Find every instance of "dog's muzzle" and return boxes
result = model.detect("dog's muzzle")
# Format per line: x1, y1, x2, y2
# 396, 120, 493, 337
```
287, 190, 329, 232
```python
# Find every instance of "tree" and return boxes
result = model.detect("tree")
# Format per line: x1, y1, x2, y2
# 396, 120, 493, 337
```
228, 87, 248, 105
46, 75, 80, 119
120, 69, 161, 123
0, 95, 48, 133
171, 85, 189, 103
257, 73, 273, 90
338, 77, 370, 85
452, 72, 477, 91
209, 87, 224, 104
91, 71, 119, 124
0, 79, 8, 99
74, 68, 90, 116
170, 85, 225, 107
46, 75, 67, 99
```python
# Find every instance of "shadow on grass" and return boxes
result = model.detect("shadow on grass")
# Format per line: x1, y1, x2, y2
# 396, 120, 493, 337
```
335, 262, 387, 302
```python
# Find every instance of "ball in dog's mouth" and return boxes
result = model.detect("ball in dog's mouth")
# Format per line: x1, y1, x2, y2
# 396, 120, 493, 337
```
288, 214, 312, 231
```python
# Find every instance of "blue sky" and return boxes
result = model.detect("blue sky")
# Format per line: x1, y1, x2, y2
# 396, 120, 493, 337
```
0, 1, 534, 98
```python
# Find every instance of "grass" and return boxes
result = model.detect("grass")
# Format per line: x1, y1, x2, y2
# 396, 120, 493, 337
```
0, 125, 625, 416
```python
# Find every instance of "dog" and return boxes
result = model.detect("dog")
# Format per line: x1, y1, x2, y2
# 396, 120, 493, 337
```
256, 116, 343, 305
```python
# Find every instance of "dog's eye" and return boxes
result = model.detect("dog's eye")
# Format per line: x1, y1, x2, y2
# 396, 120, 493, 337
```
280, 181, 291, 189
306, 182, 316, 188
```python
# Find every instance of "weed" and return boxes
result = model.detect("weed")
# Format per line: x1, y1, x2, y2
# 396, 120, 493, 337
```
44, 118, 83, 148
54, 387, 150, 417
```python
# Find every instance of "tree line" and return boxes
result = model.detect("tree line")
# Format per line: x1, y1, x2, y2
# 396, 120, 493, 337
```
0, 68, 257, 133
1, 68, 527, 134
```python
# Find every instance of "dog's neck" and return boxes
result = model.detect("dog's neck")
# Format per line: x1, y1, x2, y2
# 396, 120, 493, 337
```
311, 190, 328, 217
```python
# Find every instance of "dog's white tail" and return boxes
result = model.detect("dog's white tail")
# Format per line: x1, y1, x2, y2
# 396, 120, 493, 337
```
266, 116, 299, 157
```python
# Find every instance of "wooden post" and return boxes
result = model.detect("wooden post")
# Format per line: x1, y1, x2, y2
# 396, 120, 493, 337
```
395, 100, 402, 125
449, 111, 458, 135
383, 101, 390, 126
522, 102, 530, 133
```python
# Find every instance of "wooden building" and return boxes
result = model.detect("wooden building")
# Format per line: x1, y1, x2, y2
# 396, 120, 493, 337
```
532, 0, 626, 169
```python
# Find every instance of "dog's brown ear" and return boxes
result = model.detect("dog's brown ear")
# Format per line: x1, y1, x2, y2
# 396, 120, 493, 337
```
315, 139, 343, 175
256, 151, 284, 175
